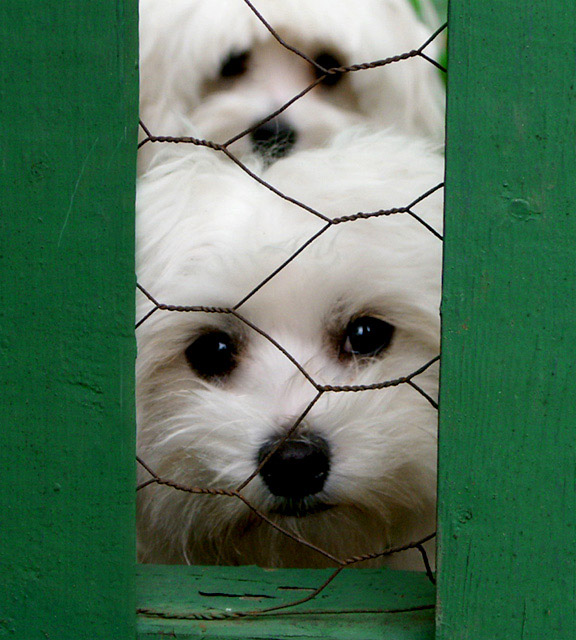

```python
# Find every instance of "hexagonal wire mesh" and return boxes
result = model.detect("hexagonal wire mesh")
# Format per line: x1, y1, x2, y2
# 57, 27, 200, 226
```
136, 0, 446, 621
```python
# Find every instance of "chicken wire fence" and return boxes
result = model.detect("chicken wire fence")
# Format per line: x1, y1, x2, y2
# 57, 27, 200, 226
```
135, 0, 446, 622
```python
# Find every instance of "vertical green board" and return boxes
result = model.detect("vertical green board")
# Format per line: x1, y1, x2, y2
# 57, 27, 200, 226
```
0, 2, 138, 639
438, 2, 576, 639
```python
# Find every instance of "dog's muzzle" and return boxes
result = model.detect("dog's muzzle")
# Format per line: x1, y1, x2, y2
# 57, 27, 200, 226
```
257, 433, 330, 508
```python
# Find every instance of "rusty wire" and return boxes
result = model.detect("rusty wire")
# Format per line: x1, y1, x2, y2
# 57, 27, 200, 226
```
136, 0, 446, 622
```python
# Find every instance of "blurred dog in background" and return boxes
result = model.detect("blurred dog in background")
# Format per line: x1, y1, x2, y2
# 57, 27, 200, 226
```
138, 0, 444, 171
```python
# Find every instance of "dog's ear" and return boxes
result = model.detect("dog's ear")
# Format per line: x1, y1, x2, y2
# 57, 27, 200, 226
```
139, 0, 261, 127
136, 142, 267, 287
347, 0, 444, 138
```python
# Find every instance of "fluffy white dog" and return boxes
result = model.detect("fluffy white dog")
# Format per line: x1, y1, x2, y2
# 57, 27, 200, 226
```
139, 0, 445, 171
136, 131, 443, 569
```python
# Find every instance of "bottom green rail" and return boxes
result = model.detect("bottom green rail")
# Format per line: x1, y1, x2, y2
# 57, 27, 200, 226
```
137, 564, 435, 639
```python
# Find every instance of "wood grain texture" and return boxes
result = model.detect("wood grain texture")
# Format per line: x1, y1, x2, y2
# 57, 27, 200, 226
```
437, 1, 576, 638
0, 2, 138, 638
137, 565, 435, 639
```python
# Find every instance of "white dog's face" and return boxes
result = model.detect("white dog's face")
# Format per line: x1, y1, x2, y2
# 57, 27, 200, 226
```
136, 132, 443, 569
139, 0, 444, 170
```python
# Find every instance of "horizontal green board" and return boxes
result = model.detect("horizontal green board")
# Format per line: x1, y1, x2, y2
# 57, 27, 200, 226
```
137, 565, 435, 639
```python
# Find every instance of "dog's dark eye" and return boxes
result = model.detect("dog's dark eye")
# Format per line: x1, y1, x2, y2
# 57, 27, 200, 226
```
313, 52, 344, 88
341, 317, 394, 357
185, 331, 238, 379
220, 50, 250, 78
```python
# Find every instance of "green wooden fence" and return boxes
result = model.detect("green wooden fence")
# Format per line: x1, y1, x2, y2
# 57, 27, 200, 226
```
0, 3, 138, 639
1, 1, 575, 638
437, 2, 576, 638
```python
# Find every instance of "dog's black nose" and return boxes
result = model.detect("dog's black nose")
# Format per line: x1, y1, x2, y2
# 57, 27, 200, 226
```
250, 118, 297, 159
257, 434, 330, 499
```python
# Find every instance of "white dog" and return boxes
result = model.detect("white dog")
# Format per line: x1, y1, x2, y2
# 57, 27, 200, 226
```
136, 131, 443, 569
139, 0, 445, 171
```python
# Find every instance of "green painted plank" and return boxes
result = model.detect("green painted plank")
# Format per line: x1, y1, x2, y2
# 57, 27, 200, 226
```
437, 1, 576, 639
137, 565, 435, 639
0, 2, 138, 639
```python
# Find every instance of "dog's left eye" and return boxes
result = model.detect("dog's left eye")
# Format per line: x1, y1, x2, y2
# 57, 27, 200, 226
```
184, 331, 238, 379
341, 316, 394, 357
220, 50, 250, 78
313, 52, 344, 87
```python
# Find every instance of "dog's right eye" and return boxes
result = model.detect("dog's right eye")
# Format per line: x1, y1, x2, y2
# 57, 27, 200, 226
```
184, 331, 238, 379
219, 50, 250, 78
341, 316, 394, 358
313, 52, 344, 88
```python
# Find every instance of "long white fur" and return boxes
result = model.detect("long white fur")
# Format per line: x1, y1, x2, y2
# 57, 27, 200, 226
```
139, 0, 445, 172
136, 130, 443, 569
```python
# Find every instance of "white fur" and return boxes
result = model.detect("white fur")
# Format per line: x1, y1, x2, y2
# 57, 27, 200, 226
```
136, 130, 443, 569
139, 0, 445, 171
